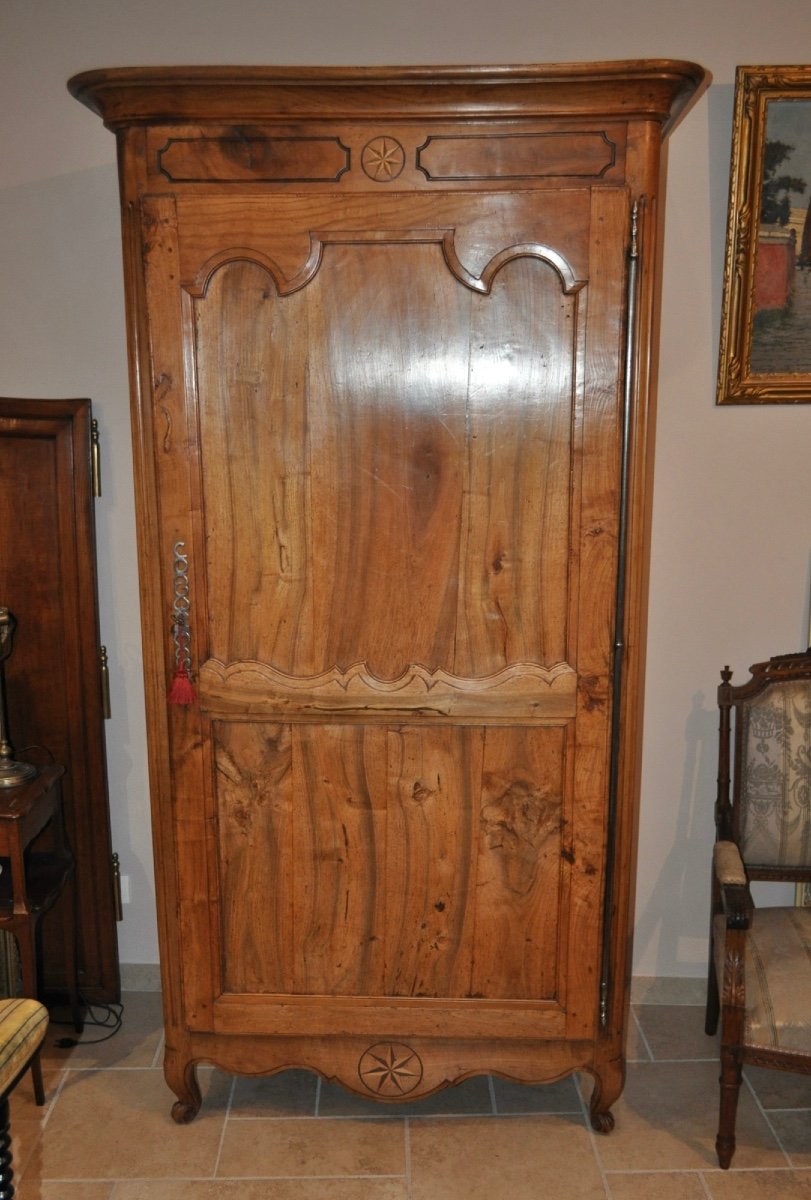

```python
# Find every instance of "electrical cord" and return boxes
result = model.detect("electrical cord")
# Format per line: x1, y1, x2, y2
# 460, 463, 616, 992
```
51, 995, 124, 1047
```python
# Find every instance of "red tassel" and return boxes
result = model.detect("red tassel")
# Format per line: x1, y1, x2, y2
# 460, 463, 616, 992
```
167, 661, 197, 705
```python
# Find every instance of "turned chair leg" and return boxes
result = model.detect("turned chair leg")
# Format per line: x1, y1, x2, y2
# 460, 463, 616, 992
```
13, 927, 44, 1105
705, 949, 720, 1036
28, 1050, 44, 1108
716, 1045, 742, 1169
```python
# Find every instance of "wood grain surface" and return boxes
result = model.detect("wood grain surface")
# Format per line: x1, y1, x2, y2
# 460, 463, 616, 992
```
69, 61, 706, 1117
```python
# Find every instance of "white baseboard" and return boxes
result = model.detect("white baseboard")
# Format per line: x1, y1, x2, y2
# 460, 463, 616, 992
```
120, 962, 162, 991
630, 976, 706, 1005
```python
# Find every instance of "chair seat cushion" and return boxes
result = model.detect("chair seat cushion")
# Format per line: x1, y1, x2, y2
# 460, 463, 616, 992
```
715, 906, 811, 1053
0, 998, 48, 1094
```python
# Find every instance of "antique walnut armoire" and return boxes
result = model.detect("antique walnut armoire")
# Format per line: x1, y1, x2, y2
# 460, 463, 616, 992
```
69, 62, 704, 1126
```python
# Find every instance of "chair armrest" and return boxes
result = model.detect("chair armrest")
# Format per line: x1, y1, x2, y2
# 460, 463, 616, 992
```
713, 840, 753, 930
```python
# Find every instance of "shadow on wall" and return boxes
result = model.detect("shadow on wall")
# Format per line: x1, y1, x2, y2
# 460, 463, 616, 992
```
634, 691, 717, 978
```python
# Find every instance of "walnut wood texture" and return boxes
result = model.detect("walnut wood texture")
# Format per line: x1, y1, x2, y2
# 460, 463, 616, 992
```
69, 62, 705, 1120
0, 399, 120, 1002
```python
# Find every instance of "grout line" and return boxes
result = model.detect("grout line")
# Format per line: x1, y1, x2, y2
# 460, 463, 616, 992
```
742, 1071, 793, 1167
629, 1006, 655, 1062
574, 1074, 613, 1200
41, 1174, 412, 1184
16, 1067, 71, 1187
605, 1165, 809, 1174
758, 1104, 811, 1113
404, 1114, 413, 1200
151, 1028, 165, 1070
212, 1072, 237, 1179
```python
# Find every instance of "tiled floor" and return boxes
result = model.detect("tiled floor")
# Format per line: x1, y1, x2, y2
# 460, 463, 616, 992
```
10, 992, 811, 1198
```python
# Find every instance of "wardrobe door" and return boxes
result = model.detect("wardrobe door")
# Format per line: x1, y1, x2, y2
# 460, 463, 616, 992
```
0, 398, 120, 1002
137, 179, 629, 1047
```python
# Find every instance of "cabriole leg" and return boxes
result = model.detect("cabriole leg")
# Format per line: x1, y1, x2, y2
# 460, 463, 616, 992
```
164, 1049, 201, 1124
588, 1056, 624, 1134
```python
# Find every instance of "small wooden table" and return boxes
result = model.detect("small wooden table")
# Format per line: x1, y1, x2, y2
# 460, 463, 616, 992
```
0, 765, 82, 1101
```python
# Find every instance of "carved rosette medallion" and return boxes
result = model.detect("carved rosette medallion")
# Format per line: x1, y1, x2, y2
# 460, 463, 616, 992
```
361, 136, 406, 182
358, 1042, 423, 1096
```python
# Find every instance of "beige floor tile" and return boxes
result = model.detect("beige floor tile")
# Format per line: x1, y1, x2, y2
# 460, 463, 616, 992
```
705, 1168, 811, 1198
11, 1116, 51, 1187
112, 1182, 408, 1199
594, 1061, 784, 1172
17, 1185, 113, 1200
11, 1066, 66, 1117
765, 1111, 811, 1167
492, 1075, 581, 1114
1, 1069, 65, 1189
41, 992, 164, 1070
26, 1067, 230, 1181
230, 1068, 318, 1117
634, 1006, 717, 1062
746, 1065, 811, 1110
318, 1075, 492, 1117
217, 1116, 405, 1178
607, 1172, 710, 1199
409, 1115, 606, 1200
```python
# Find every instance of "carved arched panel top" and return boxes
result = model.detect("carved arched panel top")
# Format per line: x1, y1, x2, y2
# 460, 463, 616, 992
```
188, 230, 584, 298
187, 244, 321, 298
440, 235, 584, 295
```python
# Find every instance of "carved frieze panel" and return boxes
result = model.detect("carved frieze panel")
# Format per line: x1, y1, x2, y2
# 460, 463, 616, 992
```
145, 122, 626, 191
417, 131, 618, 181
158, 135, 350, 183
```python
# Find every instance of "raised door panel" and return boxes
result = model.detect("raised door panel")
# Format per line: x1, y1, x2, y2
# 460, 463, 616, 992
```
138, 183, 628, 1041
214, 721, 568, 1002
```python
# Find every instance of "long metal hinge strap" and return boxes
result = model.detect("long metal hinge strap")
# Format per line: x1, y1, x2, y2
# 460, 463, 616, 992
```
112, 852, 123, 921
91, 418, 101, 498
600, 199, 641, 1030
100, 645, 111, 719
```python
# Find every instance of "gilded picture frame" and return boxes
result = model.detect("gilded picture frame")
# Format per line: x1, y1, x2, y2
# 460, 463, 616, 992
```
717, 65, 811, 404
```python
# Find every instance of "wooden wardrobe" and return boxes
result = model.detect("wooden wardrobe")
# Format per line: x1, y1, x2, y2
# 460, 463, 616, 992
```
69, 62, 704, 1125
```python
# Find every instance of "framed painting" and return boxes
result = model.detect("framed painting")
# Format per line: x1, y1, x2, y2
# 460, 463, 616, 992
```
717, 65, 811, 404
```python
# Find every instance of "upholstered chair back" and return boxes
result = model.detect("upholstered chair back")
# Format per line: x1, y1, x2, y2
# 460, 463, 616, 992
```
738, 679, 811, 868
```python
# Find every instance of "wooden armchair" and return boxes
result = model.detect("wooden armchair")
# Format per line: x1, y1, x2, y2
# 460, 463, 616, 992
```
706, 648, 811, 1168
0, 997, 48, 1196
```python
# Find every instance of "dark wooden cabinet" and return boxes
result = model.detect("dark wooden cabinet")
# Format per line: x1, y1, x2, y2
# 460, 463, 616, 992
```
70, 61, 704, 1123
0, 398, 120, 1002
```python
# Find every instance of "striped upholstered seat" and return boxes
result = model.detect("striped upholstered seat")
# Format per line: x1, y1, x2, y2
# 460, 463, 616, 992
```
0, 997, 48, 1196
0, 999, 48, 1095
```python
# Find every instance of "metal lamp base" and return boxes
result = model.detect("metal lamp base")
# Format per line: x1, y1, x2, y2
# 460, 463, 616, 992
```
0, 759, 37, 788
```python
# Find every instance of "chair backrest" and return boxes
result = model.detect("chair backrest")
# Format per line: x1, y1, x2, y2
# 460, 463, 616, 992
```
717, 650, 811, 875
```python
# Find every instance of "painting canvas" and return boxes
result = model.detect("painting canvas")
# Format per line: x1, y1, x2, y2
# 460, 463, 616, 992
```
717, 66, 811, 403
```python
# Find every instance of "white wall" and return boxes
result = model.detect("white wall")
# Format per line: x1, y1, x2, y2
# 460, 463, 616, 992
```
1, 0, 810, 976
